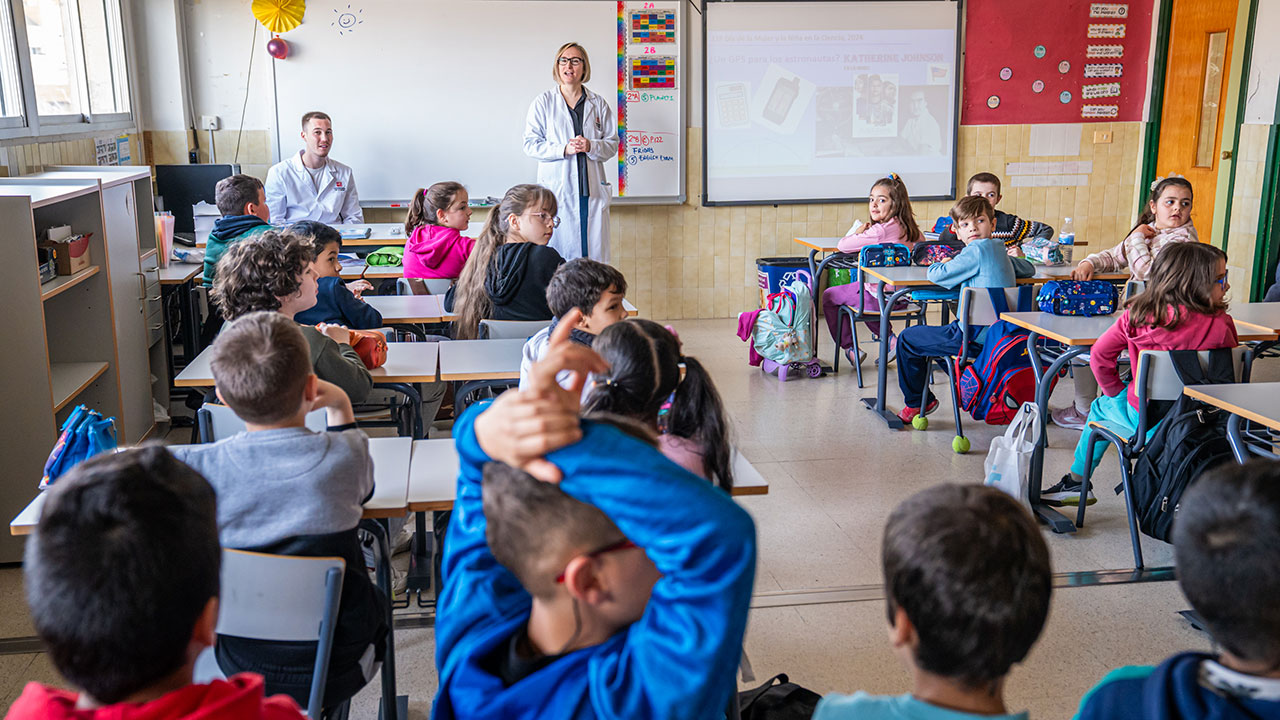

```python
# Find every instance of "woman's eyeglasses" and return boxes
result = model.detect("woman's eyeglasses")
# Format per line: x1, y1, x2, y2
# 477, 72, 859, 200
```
558, 57, 585, 67
555, 538, 637, 583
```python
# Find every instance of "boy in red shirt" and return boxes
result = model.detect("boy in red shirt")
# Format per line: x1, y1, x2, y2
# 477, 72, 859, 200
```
5, 447, 305, 720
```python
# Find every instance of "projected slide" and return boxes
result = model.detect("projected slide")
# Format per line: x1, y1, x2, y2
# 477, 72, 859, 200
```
705, 2, 959, 204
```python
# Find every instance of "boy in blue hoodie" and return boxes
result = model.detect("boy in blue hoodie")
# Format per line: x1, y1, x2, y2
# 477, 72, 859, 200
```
895, 195, 1016, 424
292, 220, 384, 329
432, 315, 757, 720
1075, 460, 1280, 720
203, 174, 272, 286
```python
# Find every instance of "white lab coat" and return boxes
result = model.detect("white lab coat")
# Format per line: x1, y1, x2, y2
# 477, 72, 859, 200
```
264, 150, 364, 226
523, 86, 619, 261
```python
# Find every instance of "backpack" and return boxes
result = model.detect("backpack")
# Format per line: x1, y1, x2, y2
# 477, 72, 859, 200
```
911, 238, 964, 265
752, 278, 814, 365
738, 674, 821, 720
1128, 349, 1238, 542
1036, 280, 1118, 316
956, 287, 1058, 425
858, 243, 912, 267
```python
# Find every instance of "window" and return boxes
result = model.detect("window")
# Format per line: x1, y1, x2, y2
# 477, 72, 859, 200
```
0, 0, 134, 137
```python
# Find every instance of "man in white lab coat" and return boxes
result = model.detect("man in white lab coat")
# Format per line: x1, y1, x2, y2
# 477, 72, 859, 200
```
523, 42, 618, 262
265, 111, 364, 225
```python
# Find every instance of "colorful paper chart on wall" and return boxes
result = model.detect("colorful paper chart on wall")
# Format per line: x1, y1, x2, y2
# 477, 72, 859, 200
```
616, 1, 683, 198
960, 0, 1153, 124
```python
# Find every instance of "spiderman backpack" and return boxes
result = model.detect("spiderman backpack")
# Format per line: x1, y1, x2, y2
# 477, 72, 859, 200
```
957, 287, 1060, 425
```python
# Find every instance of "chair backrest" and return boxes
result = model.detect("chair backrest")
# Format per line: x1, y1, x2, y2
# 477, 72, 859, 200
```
217, 549, 344, 719
957, 286, 1026, 329
397, 277, 452, 295
1136, 346, 1250, 402
1123, 280, 1146, 301
479, 319, 551, 340
197, 403, 327, 443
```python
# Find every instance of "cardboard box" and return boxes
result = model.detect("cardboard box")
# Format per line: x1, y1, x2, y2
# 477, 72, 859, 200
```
40, 234, 91, 275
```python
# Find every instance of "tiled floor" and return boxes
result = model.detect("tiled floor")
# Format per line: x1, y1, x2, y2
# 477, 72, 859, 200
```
6, 317, 1267, 718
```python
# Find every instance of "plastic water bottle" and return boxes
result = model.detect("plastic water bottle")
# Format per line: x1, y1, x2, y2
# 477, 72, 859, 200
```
1058, 217, 1075, 265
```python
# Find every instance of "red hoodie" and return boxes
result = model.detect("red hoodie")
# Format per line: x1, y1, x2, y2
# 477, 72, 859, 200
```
403, 224, 476, 280
1090, 307, 1238, 409
5, 675, 305, 720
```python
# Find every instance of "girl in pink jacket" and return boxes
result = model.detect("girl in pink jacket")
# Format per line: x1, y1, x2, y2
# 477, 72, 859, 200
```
1053, 176, 1198, 430
403, 181, 476, 280
821, 174, 923, 367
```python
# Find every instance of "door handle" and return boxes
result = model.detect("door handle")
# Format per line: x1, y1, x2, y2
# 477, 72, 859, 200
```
1221, 150, 1233, 160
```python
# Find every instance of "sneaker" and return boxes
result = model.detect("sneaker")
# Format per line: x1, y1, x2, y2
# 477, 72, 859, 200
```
845, 347, 866, 367
1051, 405, 1089, 431
897, 398, 939, 425
875, 334, 898, 367
1041, 475, 1097, 506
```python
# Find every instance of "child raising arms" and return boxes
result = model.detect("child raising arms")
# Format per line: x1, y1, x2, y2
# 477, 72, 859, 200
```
404, 181, 476, 281
1053, 176, 1198, 430
1043, 242, 1237, 505
822, 174, 923, 367
582, 318, 735, 491
445, 184, 565, 339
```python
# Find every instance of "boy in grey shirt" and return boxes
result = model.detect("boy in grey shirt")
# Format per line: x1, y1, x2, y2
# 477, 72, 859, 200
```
171, 311, 385, 711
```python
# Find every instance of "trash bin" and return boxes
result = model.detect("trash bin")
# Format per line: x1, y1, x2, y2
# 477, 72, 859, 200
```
756, 257, 810, 307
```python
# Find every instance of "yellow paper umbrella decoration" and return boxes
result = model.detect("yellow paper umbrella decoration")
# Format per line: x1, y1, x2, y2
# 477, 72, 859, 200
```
252, 0, 305, 34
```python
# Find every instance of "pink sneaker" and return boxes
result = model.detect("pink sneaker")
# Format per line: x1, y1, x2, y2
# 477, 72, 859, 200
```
898, 398, 939, 425
1051, 405, 1088, 430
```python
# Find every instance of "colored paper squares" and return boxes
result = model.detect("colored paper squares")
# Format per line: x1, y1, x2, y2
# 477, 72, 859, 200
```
630, 56, 676, 89
630, 11, 676, 43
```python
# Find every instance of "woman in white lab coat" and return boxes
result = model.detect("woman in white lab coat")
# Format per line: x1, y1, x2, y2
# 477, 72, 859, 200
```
523, 42, 619, 261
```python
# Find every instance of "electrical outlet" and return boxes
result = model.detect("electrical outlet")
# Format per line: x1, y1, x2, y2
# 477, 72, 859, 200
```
200, 115, 220, 130
1094, 130, 1112, 144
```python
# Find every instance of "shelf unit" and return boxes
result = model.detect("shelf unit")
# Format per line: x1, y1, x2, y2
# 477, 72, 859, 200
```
34, 167, 164, 443
0, 180, 121, 561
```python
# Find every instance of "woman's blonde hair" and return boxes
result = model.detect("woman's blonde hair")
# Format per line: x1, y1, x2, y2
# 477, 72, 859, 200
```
553, 42, 591, 84
452, 184, 558, 339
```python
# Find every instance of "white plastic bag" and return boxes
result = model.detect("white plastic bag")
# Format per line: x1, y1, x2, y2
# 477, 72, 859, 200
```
983, 402, 1040, 507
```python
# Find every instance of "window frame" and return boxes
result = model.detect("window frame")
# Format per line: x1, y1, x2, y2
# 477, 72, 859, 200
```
0, 0, 136, 142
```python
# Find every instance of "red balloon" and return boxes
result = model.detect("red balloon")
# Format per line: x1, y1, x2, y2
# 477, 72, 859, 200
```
266, 37, 289, 59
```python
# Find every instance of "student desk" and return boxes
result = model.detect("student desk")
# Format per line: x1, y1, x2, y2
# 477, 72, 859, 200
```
332, 221, 486, 247
1183, 382, 1280, 464
364, 295, 446, 324
158, 262, 204, 369
1225, 302, 1280, 358
437, 339, 526, 381
339, 261, 404, 280
175, 341, 440, 387
999, 312, 1279, 533
432, 295, 640, 323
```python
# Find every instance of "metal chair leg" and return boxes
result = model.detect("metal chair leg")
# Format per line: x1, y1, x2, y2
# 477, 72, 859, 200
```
1116, 459, 1145, 569
945, 360, 964, 440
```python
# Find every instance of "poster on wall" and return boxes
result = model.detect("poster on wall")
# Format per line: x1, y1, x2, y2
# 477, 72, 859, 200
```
961, 0, 1154, 124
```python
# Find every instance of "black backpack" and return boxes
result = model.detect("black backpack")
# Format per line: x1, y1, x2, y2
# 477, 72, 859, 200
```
1127, 349, 1238, 542
737, 674, 820, 720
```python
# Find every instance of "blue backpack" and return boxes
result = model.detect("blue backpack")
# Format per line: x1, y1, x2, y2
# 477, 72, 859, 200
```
957, 287, 1060, 425
1037, 280, 1118, 316
858, 243, 912, 267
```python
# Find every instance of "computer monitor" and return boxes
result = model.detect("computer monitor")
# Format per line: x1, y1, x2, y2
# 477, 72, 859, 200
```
154, 164, 241, 234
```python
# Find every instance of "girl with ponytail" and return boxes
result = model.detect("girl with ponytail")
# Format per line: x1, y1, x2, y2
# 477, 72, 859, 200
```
403, 181, 476, 280
582, 319, 735, 491
445, 184, 565, 339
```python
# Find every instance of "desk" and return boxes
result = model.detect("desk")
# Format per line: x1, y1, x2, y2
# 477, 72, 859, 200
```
437, 339, 525, 381
406, 440, 770, 512
158, 262, 204, 369
175, 341, 440, 387
433, 296, 638, 323
364, 295, 445, 324
333, 221, 485, 247
1183, 382, 1280, 463
339, 261, 404, 280
1000, 312, 1278, 533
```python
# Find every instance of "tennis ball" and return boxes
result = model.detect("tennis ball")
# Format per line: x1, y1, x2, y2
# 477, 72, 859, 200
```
953, 436, 971, 454
912, 415, 928, 431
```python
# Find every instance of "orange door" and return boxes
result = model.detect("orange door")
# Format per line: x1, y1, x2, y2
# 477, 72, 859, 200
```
1154, 0, 1239, 246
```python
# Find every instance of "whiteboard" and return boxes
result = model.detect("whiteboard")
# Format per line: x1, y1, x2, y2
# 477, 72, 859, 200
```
271, 0, 685, 206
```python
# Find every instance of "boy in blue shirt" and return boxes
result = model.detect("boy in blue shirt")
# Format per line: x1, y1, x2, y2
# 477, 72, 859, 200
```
292, 220, 384, 329
895, 195, 1016, 423
1075, 460, 1280, 720
815, 484, 1051, 720
433, 316, 757, 720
